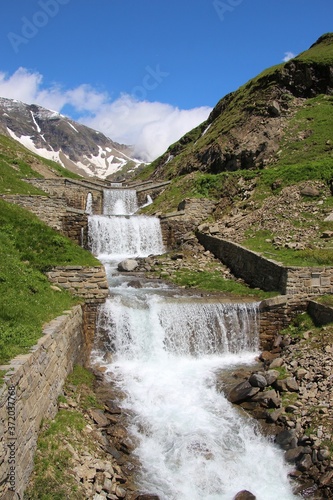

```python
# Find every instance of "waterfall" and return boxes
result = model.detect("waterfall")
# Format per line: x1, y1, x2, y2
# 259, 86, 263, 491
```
85, 192, 93, 215
103, 188, 138, 215
95, 293, 298, 500
98, 296, 259, 359
88, 215, 164, 260
88, 188, 298, 500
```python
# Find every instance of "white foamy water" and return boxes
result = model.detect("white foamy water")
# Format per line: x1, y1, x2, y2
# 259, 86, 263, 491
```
88, 215, 165, 260
103, 188, 138, 215
88, 195, 299, 500
94, 294, 299, 500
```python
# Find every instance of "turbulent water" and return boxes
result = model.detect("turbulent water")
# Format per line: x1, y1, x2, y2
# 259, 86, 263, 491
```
103, 188, 138, 215
89, 189, 299, 500
88, 215, 165, 260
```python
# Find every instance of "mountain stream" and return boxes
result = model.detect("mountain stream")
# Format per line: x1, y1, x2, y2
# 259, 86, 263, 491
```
88, 190, 299, 500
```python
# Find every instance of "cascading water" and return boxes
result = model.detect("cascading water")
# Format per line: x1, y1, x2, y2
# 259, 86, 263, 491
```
103, 188, 138, 215
88, 215, 164, 260
89, 189, 300, 500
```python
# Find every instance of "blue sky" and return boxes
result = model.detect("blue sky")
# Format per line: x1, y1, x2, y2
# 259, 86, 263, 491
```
0, 0, 332, 160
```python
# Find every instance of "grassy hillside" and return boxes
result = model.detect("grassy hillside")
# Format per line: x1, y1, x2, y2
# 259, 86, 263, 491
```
138, 34, 333, 215
0, 136, 100, 367
0, 134, 80, 195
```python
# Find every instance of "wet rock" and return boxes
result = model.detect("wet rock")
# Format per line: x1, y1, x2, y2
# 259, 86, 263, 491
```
249, 373, 267, 388
228, 381, 260, 404
233, 490, 256, 500
275, 429, 297, 450
298, 453, 313, 471
285, 446, 307, 463
127, 280, 142, 288
118, 259, 139, 272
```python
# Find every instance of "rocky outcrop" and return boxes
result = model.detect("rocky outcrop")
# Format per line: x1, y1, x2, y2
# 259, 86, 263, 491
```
218, 327, 333, 499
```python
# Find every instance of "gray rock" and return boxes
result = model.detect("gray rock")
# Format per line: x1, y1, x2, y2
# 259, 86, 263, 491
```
249, 373, 267, 388
300, 186, 320, 197
285, 377, 299, 392
251, 389, 281, 408
269, 357, 284, 369
117, 259, 139, 272
228, 381, 260, 404
275, 429, 297, 450
264, 369, 280, 385
298, 453, 313, 471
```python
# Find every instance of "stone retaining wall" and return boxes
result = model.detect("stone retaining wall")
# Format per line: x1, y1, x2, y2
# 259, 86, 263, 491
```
26, 178, 103, 214
46, 266, 109, 301
307, 300, 333, 326
0, 306, 86, 498
1, 195, 67, 231
197, 232, 333, 297
197, 232, 287, 292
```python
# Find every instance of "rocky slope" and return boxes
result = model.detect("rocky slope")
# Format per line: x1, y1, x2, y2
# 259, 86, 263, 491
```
140, 33, 333, 183
0, 97, 143, 179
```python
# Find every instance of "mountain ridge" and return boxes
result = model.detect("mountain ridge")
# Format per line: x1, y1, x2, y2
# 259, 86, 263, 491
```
140, 33, 333, 184
0, 97, 143, 179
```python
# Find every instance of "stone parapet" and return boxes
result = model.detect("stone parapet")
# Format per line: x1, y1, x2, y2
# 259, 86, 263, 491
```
46, 266, 109, 301
0, 306, 86, 498
25, 178, 103, 214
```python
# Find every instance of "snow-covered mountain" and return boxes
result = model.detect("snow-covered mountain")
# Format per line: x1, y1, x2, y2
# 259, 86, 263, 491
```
0, 97, 143, 179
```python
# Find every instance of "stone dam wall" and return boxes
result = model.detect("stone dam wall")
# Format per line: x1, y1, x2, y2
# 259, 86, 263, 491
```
0, 306, 86, 498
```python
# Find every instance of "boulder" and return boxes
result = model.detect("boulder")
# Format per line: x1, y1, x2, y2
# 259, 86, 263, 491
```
117, 259, 139, 272
233, 491, 256, 500
300, 186, 320, 197
228, 381, 260, 404
275, 429, 297, 450
249, 373, 267, 388
264, 369, 280, 385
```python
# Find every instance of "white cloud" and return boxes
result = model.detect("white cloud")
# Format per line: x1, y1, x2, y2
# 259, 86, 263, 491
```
0, 67, 212, 161
283, 51, 296, 62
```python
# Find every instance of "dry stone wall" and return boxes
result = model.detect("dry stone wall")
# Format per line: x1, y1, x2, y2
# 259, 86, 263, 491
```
1, 194, 67, 231
0, 306, 86, 498
26, 178, 103, 214
197, 232, 333, 297
46, 266, 109, 301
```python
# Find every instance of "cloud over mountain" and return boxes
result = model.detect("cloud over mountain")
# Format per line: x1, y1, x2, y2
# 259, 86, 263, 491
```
0, 67, 211, 161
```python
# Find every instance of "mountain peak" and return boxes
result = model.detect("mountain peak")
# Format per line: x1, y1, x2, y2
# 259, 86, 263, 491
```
0, 97, 143, 179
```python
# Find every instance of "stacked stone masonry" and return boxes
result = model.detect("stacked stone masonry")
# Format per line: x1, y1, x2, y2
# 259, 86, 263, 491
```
1, 195, 68, 231
25, 178, 103, 214
197, 232, 333, 297
0, 306, 86, 498
46, 266, 109, 301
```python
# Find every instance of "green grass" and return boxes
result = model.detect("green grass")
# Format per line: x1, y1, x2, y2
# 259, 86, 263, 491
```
169, 269, 276, 299
295, 33, 333, 65
0, 201, 100, 364
242, 229, 333, 266
0, 134, 80, 195
0, 200, 98, 271
66, 364, 95, 388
